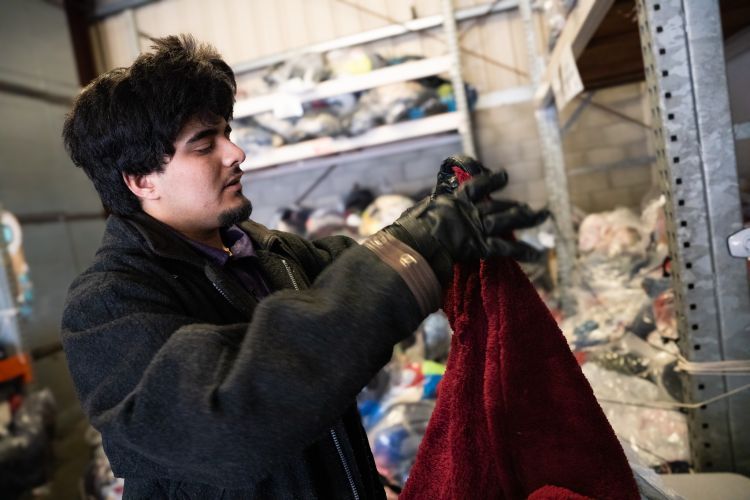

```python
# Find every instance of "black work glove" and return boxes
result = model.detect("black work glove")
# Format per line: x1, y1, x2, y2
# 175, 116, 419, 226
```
433, 154, 492, 197
384, 157, 549, 284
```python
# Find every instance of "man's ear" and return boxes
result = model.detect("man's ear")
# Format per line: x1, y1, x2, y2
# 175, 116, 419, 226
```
123, 172, 160, 201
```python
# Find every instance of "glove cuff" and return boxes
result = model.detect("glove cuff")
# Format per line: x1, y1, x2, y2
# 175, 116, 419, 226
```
363, 231, 442, 316
382, 220, 454, 287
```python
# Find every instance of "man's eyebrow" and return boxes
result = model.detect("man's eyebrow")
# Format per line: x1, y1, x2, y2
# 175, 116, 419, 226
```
186, 127, 220, 144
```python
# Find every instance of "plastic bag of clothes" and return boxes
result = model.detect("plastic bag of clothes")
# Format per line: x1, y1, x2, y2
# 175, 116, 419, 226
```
230, 120, 276, 156
0, 389, 56, 498
83, 427, 124, 500
555, 198, 689, 474
581, 362, 689, 467
357, 310, 451, 487
289, 111, 344, 142
263, 52, 330, 90
344, 81, 442, 136
358, 194, 415, 237
578, 207, 647, 257
326, 48, 385, 78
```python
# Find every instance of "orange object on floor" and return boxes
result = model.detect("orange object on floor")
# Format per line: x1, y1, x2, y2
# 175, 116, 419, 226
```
0, 353, 33, 384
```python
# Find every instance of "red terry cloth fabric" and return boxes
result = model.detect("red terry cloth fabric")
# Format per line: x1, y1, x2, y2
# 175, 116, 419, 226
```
400, 169, 639, 500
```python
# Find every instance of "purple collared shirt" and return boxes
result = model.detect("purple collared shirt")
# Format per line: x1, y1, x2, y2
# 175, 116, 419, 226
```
185, 225, 271, 301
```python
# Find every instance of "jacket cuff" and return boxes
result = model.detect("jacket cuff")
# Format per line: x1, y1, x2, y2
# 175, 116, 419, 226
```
363, 231, 442, 317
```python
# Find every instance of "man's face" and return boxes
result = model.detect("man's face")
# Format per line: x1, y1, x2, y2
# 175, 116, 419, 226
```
148, 115, 250, 233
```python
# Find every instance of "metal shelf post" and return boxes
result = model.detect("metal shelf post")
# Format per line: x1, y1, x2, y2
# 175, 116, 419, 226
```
441, 0, 477, 157
520, 0, 578, 315
637, 0, 750, 474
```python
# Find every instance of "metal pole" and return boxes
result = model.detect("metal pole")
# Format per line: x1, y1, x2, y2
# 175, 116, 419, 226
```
637, 0, 750, 474
519, 0, 577, 315
441, 0, 476, 157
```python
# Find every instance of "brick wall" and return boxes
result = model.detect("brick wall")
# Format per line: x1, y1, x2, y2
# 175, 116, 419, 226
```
474, 100, 548, 209
561, 82, 657, 213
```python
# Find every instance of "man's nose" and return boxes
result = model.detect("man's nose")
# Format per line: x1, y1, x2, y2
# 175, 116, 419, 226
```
224, 137, 246, 167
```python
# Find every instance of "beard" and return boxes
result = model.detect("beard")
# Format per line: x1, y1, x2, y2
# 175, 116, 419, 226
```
218, 197, 253, 227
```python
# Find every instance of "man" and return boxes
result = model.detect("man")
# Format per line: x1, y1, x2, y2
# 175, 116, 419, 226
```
61, 35, 547, 499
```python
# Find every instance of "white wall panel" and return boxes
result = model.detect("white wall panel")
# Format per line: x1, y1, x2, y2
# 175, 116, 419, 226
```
222, 0, 261, 62
457, 14, 489, 92
479, 13, 521, 90
92, 0, 532, 96
508, 13, 531, 86
355, 0, 391, 31
332, 0, 364, 38
384, 0, 414, 23
250, 1, 286, 57
93, 13, 138, 70
278, 0, 312, 50
302, 0, 338, 46
413, 0, 441, 18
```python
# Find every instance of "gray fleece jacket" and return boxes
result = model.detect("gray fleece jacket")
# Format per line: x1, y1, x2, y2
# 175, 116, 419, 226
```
61, 211, 439, 499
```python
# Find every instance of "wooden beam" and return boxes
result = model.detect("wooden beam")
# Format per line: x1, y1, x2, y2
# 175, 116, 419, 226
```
536, 0, 615, 103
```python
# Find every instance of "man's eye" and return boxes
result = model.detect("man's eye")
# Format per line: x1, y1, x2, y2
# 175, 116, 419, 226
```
195, 144, 214, 154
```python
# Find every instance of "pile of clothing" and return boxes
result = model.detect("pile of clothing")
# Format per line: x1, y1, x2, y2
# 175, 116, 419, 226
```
558, 198, 690, 470
0, 389, 56, 499
352, 193, 688, 493
271, 186, 422, 243
232, 49, 476, 156
357, 311, 452, 488
82, 427, 124, 500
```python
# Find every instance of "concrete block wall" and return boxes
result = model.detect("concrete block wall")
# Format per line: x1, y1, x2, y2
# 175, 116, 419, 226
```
473, 101, 549, 209
561, 82, 656, 213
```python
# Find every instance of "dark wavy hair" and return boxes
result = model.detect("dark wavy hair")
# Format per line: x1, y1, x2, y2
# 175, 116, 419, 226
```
62, 34, 236, 215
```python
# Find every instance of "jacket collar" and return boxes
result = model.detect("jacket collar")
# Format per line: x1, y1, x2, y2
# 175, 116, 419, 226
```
117, 211, 281, 266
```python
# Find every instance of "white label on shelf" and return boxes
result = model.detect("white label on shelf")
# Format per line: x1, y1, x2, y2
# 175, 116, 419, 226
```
551, 68, 564, 110
557, 46, 584, 110
273, 94, 305, 119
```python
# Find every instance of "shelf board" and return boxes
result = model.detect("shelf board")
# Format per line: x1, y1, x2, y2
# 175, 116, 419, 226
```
576, 0, 644, 91
535, 0, 750, 101
535, 0, 615, 104
241, 112, 461, 171
234, 56, 452, 119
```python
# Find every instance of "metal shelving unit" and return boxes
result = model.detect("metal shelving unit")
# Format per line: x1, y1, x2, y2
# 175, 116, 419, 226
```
637, 0, 750, 475
232, 1, 477, 172
519, 0, 583, 316
522, 0, 750, 475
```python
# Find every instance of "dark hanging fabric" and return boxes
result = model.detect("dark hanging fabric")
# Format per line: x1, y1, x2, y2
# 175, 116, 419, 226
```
400, 168, 639, 500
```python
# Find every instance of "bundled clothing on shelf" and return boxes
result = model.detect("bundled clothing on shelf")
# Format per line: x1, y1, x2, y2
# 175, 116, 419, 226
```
232, 52, 477, 154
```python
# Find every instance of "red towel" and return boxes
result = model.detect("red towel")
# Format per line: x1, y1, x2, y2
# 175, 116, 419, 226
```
400, 169, 639, 500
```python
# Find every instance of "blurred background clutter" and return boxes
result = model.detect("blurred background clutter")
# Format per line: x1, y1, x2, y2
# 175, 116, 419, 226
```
1, 0, 749, 498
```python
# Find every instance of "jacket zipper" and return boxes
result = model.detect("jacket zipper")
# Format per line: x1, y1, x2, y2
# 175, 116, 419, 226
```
330, 428, 360, 500
281, 259, 360, 500
212, 281, 233, 306
210, 278, 255, 317
281, 259, 300, 291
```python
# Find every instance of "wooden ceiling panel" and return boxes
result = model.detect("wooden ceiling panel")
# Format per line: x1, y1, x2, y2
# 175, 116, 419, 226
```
575, 0, 750, 91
